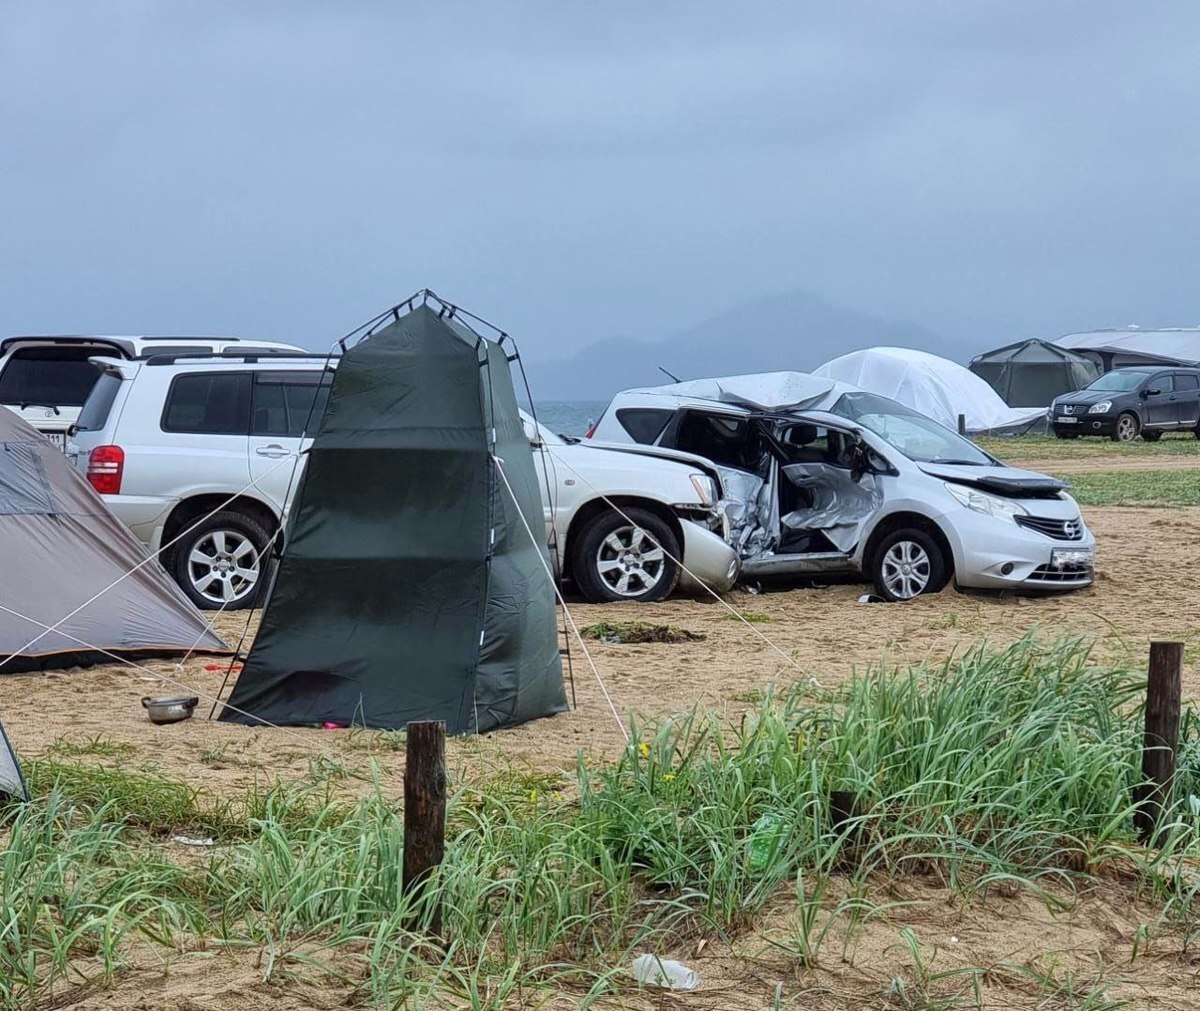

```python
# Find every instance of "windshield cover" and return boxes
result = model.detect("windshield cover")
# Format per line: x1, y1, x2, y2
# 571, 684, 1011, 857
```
828, 391, 993, 466
1085, 369, 1153, 393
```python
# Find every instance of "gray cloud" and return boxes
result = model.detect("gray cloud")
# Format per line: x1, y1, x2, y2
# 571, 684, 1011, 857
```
3, 2, 1199, 362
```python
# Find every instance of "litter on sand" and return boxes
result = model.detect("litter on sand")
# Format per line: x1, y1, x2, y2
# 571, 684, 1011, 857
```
631, 954, 699, 990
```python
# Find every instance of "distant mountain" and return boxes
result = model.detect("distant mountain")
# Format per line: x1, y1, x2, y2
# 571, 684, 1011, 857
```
524, 289, 954, 402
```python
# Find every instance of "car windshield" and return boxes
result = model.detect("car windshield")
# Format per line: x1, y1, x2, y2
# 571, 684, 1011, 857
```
1085, 369, 1154, 393
827, 392, 994, 466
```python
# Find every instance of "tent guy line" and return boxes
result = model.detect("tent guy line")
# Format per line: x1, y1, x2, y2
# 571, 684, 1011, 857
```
0, 451, 298, 674
493, 454, 630, 744
547, 451, 814, 684
0, 600, 363, 768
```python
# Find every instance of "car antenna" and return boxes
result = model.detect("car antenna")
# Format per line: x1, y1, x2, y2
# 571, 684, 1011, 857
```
657, 365, 683, 382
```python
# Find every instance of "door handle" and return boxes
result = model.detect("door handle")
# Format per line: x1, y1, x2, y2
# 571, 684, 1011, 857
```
256, 445, 291, 459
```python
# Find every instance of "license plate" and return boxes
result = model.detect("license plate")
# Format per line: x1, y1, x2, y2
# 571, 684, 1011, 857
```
1056, 416, 1078, 424
1052, 547, 1094, 568
43, 432, 67, 450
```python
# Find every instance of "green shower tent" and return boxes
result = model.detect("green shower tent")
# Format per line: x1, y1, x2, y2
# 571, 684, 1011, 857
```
219, 297, 567, 733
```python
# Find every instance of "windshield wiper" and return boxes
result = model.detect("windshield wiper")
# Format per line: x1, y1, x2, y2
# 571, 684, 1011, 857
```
927, 457, 986, 466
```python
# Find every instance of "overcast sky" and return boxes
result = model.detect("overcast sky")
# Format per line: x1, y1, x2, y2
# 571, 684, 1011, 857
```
3, 2, 1199, 361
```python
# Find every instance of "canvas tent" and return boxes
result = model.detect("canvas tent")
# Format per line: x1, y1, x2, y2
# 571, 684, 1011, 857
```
0, 718, 26, 801
220, 297, 567, 734
969, 339, 1101, 408
813, 347, 1046, 434
1056, 329, 1200, 370
0, 410, 227, 673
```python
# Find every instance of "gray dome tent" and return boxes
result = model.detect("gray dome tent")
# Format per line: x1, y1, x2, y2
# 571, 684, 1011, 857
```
0, 409, 228, 673
969, 339, 1101, 408
220, 295, 567, 734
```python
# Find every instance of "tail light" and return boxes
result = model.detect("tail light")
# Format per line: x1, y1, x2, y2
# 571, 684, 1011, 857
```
86, 445, 124, 495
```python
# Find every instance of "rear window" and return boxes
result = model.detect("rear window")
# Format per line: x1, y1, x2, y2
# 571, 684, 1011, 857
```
75, 373, 125, 432
0, 347, 105, 408
616, 407, 673, 444
162, 373, 252, 434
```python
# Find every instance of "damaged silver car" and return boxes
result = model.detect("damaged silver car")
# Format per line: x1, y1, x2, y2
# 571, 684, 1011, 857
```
589, 376, 1096, 601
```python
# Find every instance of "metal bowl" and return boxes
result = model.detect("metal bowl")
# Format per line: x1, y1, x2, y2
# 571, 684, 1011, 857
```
141, 695, 200, 725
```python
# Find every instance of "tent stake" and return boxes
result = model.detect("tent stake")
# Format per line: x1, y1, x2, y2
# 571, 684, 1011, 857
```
1134, 641, 1183, 844
404, 720, 447, 935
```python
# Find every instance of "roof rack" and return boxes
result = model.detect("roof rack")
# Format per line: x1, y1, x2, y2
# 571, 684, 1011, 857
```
141, 351, 338, 366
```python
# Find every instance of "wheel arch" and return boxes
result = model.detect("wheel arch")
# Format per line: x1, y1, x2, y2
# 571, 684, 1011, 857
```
162, 494, 280, 558
862, 511, 956, 581
563, 496, 684, 581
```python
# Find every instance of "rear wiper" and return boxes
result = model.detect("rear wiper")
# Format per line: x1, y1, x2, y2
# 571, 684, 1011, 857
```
18, 403, 61, 414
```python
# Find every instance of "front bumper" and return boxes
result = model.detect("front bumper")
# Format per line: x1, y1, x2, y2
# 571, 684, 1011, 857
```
676, 518, 740, 593
1052, 413, 1115, 436
946, 510, 1096, 592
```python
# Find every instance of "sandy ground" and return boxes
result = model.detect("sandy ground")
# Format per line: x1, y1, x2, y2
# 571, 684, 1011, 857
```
4, 492, 1200, 1008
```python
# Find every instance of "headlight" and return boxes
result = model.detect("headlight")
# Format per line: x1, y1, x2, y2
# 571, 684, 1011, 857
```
689, 473, 717, 505
1088, 401, 1112, 414
944, 482, 1029, 522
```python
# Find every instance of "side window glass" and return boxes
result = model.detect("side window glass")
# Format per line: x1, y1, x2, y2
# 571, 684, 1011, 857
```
162, 373, 251, 434
616, 408, 673, 444
252, 375, 331, 437
1174, 374, 1198, 391
1154, 375, 1174, 393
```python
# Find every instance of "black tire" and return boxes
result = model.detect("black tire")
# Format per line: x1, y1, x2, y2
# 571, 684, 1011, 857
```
870, 528, 949, 603
1111, 412, 1140, 442
170, 509, 272, 610
570, 506, 680, 604
1141, 429, 1163, 442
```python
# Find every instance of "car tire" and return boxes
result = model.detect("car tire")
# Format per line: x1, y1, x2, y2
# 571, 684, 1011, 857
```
871, 528, 949, 603
1141, 429, 1163, 442
1111, 412, 1140, 442
570, 506, 680, 604
170, 510, 272, 610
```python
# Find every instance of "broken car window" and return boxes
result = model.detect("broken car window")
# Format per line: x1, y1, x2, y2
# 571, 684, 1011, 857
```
828, 392, 992, 466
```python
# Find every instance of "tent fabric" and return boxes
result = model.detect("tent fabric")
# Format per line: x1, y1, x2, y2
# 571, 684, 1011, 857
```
812, 347, 1046, 434
969, 339, 1101, 408
1055, 329, 1200, 368
220, 303, 566, 734
0, 717, 26, 800
0, 411, 228, 673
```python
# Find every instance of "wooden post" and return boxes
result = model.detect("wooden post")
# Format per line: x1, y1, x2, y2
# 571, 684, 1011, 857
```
1134, 641, 1183, 844
957, 414, 967, 436
403, 720, 447, 934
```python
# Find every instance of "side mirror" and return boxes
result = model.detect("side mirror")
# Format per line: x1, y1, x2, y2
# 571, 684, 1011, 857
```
1143, 387, 1161, 397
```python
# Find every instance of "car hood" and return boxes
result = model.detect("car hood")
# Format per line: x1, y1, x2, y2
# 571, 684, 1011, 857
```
553, 439, 722, 480
919, 462, 1068, 498
1054, 388, 1122, 405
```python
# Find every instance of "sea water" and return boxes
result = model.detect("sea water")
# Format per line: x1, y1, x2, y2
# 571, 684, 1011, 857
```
527, 400, 608, 437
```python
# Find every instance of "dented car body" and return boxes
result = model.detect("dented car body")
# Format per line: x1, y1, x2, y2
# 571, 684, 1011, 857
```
590, 378, 1096, 600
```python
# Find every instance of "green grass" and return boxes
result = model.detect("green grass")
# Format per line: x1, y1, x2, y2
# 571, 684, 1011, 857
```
1058, 469, 1200, 507
581, 621, 704, 644
2, 637, 1199, 1008
978, 432, 1200, 462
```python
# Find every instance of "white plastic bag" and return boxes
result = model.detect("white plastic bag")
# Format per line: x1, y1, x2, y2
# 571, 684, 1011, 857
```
631, 954, 699, 990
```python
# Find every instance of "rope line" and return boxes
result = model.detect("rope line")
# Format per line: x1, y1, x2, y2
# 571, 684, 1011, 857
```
492, 455, 630, 744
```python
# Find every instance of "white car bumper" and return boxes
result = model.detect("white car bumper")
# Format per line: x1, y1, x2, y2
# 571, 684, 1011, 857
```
946, 509, 1096, 592
676, 518, 740, 593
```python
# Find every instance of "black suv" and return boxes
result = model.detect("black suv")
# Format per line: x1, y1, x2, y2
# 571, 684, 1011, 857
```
1050, 366, 1200, 442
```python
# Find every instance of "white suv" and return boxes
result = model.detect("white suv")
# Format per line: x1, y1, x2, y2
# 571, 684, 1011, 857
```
70, 354, 739, 609
0, 334, 303, 447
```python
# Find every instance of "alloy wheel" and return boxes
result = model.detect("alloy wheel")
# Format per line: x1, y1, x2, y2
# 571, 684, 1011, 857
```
880, 540, 932, 600
187, 529, 260, 606
1115, 415, 1138, 441
594, 524, 666, 598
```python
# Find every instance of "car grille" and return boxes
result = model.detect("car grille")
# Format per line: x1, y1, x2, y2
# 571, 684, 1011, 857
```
1055, 403, 1087, 415
1027, 563, 1093, 583
1015, 515, 1085, 541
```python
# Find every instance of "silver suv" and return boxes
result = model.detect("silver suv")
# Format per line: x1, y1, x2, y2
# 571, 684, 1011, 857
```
70, 352, 334, 609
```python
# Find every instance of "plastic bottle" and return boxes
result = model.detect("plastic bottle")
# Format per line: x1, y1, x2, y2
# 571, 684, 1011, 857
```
631, 954, 699, 990
747, 812, 785, 873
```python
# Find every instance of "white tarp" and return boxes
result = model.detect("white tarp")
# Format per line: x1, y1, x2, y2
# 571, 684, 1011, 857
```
632, 371, 858, 411
1056, 329, 1200, 366
812, 347, 1046, 434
